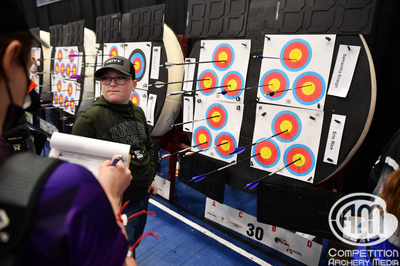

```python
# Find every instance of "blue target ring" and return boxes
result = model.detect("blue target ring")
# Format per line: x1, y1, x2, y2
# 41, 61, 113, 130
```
252, 138, 280, 168
281, 39, 312, 71
260, 69, 289, 101
214, 132, 237, 159
283, 144, 315, 176
292, 71, 326, 105
271, 111, 302, 143
206, 103, 228, 130
212, 43, 235, 70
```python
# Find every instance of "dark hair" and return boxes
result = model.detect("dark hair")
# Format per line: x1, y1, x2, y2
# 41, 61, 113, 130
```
0, 31, 33, 71
382, 168, 400, 221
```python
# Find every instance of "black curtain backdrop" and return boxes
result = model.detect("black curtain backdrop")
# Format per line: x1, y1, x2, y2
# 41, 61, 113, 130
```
15, 0, 400, 194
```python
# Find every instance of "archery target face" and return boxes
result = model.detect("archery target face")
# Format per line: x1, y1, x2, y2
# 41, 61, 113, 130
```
72, 64, 77, 75
283, 144, 315, 176
257, 35, 335, 110
221, 71, 245, 99
57, 80, 62, 92
53, 92, 58, 104
271, 111, 302, 142
212, 43, 235, 70
252, 139, 280, 168
109, 45, 119, 57
60, 63, 65, 76
64, 96, 69, 109
57, 49, 63, 62
260, 70, 290, 101
69, 50, 75, 63
130, 91, 140, 106
70, 98, 75, 112
67, 82, 73, 96
214, 132, 237, 159
66, 64, 71, 77
281, 39, 312, 71
292, 72, 326, 105
55, 63, 60, 75
198, 70, 219, 96
193, 126, 212, 150
129, 49, 146, 81
59, 94, 63, 106
206, 103, 228, 130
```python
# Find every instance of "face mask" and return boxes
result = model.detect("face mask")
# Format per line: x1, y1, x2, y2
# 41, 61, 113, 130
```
1, 56, 30, 134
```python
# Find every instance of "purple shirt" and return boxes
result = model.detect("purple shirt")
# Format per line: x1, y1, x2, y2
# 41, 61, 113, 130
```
21, 162, 128, 265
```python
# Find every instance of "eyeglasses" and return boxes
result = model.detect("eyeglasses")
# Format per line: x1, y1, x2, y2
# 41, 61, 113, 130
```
99, 76, 132, 85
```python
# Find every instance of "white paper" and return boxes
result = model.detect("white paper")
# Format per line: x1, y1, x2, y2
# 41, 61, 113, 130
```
150, 46, 161, 79
323, 114, 346, 165
205, 198, 322, 266
146, 94, 157, 126
154, 175, 171, 200
328, 45, 361, 98
183, 96, 194, 132
183, 58, 196, 91
48, 132, 130, 178
94, 80, 101, 98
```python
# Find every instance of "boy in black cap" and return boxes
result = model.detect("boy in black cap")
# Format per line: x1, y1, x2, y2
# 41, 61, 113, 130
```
72, 55, 157, 256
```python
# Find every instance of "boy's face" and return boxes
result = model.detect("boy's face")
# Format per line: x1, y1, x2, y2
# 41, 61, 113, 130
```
101, 69, 137, 105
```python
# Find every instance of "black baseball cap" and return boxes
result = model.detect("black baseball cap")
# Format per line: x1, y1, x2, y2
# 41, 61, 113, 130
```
94, 56, 136, 79
0, 0, 49, 48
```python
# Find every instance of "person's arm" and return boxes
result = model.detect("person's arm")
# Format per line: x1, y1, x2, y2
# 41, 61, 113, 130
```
71, 112, 97, 138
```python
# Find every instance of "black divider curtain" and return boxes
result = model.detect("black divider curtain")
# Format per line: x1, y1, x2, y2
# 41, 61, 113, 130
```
16, 0, 188, 35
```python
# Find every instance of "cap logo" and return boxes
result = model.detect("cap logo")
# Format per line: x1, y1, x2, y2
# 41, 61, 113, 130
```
104, 58, 124, 66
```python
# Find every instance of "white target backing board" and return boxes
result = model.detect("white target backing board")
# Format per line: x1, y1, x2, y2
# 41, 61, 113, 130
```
29, 73, 40, 93
53, 46, 83, 78
256, 35, 336, 110
195, 40, 251, 104
192, 97, 244, 163
250, 103, 324, 183
51, 75, 81, 115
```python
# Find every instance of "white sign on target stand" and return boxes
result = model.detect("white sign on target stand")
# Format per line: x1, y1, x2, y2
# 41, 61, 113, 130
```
204, 198, 322, 266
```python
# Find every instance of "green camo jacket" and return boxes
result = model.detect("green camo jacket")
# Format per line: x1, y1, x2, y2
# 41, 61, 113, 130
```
71, 95, 156, 204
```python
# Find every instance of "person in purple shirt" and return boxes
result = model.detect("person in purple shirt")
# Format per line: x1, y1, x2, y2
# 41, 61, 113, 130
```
0, 1, 136, 265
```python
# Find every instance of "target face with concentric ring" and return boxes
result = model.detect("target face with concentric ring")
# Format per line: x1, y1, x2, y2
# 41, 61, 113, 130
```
271, 111, 302, 142
67, 83, 73, 96
55, 63, 60, 75
281, 39, 312, 71
252, 139, 280, 168
72, 64, 77, 76
206, 103, 228, 130
130, 91, 140, 106
198, 70, 219, 96
60, 63, 65, 76
292, 72, 326, 105
129, 49, 146, 82
64, 96, 69, 109
193, 126, 212, 150
59, 94, 63, 106
53, 93, 58, 104
109, 46, 119, 57
69, 50, 75, 63
221, 71, 244, 99
214, 132, 237, 159
70, 98, 75, 111
57, 80, 62, 92
57, 49, 63, 62
260, 69, 289, 101
283, 144, 315, 176
212, 43, 234, 70
66, 64, 71, 77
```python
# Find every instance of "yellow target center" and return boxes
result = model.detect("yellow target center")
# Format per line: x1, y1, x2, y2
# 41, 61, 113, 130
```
228, 79, 237, 90
218, 52, 228, 63
270, 78, 281, 91
260, 147, 272, 159
131, 98, 138, 105
204, 77, 212, 88
221, 140, 230, 151
199, 133, 207, 144
280, 120, 293, 133
293, 154, 305, 167
111, 51, 117, 57
302, 82, 315, 95
134, 61, 140, 70
212, 112, 221, 122
290, 48, 302, 62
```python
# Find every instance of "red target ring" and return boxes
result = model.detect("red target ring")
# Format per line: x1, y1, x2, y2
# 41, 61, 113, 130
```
193, 126, 212, 150
130, 91, 140, 106
281, 39, 312, 71
57, 49, 63, 62
221, 71, 244, 99
53, 93, 58, 104
64, 96, 69, 109
69, 50, 75, 63
55, 63, 60, 75
284, 144, 315, 176
60, 63, 65, 76
212, 43, 234, 70
72, 64, 77, 75
198, 70, 218, 96
260, 70, 289, 100
67, 83, 73, 96
70, 98, 75, 111
215, 132, 236, 159
57, 80, 62, 92
206, 103, 228, 130
253, 139, 280, 167
59, 94, 63, 106
293, 72, 326, 105
109, 46, 119, 57
66, 64, 71, 77
272, 111, 302, 142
